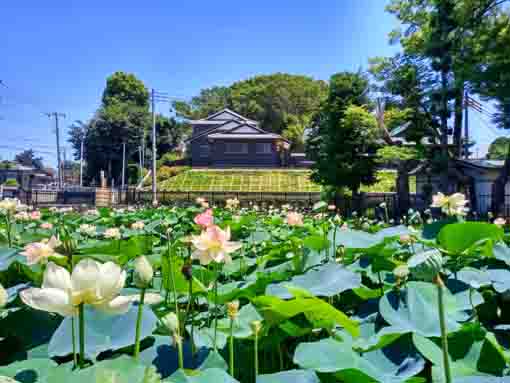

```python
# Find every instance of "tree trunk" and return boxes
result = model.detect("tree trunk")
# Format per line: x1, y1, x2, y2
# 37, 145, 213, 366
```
439, 70, 450, 193
396, 162, 410, 217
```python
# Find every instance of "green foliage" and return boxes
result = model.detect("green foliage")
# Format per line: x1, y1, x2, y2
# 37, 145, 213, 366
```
307, 72, 379, 194
67, 72, 189, 186
102, 71, 150, 109
14, 149, 44, 170
376, 146, 421, 163
3, 179, 18, 187
487, 137, 510, 160
3, 197, 510, 382
173, 73, 327, 136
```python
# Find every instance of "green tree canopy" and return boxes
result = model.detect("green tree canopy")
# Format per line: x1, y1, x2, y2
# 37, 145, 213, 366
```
173, 73, 328, 147
487, 137, 510, 160
68, 72, 151, 184
14, 149, 44, 170
307, 72, 379, 194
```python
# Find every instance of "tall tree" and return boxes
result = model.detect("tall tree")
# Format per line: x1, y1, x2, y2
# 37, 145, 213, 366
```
14, 149, 44, 170
487, 137, 510, 160
307, 72, 379, 196
173, 73, 327, 140
68, 72, 150, 185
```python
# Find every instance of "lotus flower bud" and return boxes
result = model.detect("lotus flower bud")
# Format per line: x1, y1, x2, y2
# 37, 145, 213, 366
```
407, 250, 443, 282
393, 265, 410, 280
226, 300, 240, 320
0, 283, 7, 308
134, 256, 153, 288
161, 312, 179, 334
181, 264, 193, 281
250, 320, 262, 334
0, 376, 19, 383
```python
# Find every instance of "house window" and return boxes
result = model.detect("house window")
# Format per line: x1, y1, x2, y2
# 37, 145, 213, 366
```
256, 143, 272, 154
199, 145, 209, 158
225, 142, 248, 154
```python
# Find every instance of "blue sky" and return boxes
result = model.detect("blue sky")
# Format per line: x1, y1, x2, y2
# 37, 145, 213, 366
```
0, 0, 504, 166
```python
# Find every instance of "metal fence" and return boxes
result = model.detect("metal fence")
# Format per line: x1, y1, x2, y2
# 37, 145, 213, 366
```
9, 187, 510, 220
5, 189, 96, 207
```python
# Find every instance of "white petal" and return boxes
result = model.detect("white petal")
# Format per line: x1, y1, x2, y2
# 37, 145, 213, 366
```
97, 262, 125, 300
94, 295, 131, 315
42, 262, 72, 291
20, 287, 75, 316
71, 259, 101, 293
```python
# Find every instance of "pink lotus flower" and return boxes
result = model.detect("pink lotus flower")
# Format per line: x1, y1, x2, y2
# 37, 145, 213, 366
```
194, 209, 214, 228
30, 211, 42, 220
22, 236, 62, 265
494, 217, 506, 226
286, 212, 304, 227
191, 225, 241, 265
40, 222, 53, 230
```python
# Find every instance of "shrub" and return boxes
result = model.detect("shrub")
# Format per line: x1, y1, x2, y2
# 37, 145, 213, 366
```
3, 178, 19, 187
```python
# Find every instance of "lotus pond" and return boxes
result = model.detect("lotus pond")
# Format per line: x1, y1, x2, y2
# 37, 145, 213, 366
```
1, 197, 510, 383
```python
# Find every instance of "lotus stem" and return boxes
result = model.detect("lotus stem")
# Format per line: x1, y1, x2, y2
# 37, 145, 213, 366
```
229, 318, 235, 377
435, 275, 452, 383
254, 328, 259, 378
173, 333, 184, 370
71, 317, 78, 368
167, 241, 180, 318
469, 287, 479, 323
5, 214, 12, 248
377, 272, 384, 296
78, 303, 86, 369
134, 288, 146, 359
213, 277, 219, 352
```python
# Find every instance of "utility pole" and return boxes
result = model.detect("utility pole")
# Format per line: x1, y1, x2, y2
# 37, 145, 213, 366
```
464, 91, 469, 159
151, 88, 156, 205
149, 88, 170, 206
63, 148, 67, 186
45, 112, 66, 189
121, 141, 126, 190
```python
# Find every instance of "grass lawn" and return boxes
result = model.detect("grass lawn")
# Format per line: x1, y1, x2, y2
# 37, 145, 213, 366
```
158, 168, 412, 193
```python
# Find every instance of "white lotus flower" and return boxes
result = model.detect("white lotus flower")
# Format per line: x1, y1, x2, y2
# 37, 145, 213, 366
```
78, 224, 96, 236
225, 198, 240, 210
431, 192, 468, 216
161, 312, 179, 333
14, 212, 30, 221
0, 283, 8, 308
104, 227, 121, 240
131, 221, 145, 230
0, 198, 26, 213
134, 256, 153, 288
20, 260, 130, 316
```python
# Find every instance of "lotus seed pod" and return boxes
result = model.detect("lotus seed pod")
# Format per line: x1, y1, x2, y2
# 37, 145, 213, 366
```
226, 300, 240, 320
0, 284, 7, 308
162, 312, 179, 334
250, 320, 262, 334
407, 250, 443, 282
134, 256, 153, 288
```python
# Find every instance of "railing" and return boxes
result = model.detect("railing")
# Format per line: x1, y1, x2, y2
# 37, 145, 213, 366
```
8, 189, 97, 207
8, 187, 510, 220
